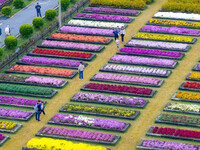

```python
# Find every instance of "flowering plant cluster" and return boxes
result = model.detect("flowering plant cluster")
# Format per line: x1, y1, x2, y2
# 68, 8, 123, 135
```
141, 25, 200, 35
149, 19, 200, 28
60, 26, 114, 36
26, 137, 107, 150
110, 55, 176, 67
184, 82, 200, 89
0, 83, 54, 96
41, 40, 102, 51
32, 48, 93, 59
198, 64, 200, 69
0, 120, 16, 130
0, 95, 44, 107
126, 40, 189, 51
189, 72, 200, 80
50, 33, 110, 43
154, 12, 200, 22
135, 33, 194, 42
10, 65, 74, 77
141, 139, 200, 150
73, 92, 147, 106
166, 103, 200, 113
85, 83, 153, 96
119, 47, 182, 58
83, 7, 139, 16
76, 13, 131, 22
102, 64, 169, 76
0, 0, 9, 6
20, 56, 82, 68
52, 114, 127, 130
41, 126, 117, 142
93, 73, 162, 85
68, 20, 125, 28
62, 103, 136, 117
151, 126, 200, 139
0, 108, 32, 119
0, 134, 4, 140
175, 91, 200, 101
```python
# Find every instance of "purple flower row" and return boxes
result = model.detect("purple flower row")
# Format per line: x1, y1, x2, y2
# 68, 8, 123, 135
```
76, 13, 131, 22
0, 0, 8, 6
84, 7, 139, 15
141, 25, 200, 35
126, 40, 189, 51
41, 40, 101, 51
0, 95, 43, 107
198, 64, 200, 68
73, 92, 146, 106
110, 55, 176, 67
120, 47, 182, 58
94, 73, 161, 85
41, 126, 116, 142
20, 56, 82, 67
60, 26, 114, 36
141, 139, 200, 150
52, 113, 127, 130
0, 108, 32, 119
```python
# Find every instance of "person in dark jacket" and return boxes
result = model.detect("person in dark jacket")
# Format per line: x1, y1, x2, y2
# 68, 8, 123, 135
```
0, 27, 2, 42
35, 3, 41, 17
34, 100, 41, 121
40, 102, 45, 115
113, 28, 118, 40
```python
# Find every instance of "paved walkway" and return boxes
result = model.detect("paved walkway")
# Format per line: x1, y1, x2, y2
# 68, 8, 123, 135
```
0, 0, 58, 47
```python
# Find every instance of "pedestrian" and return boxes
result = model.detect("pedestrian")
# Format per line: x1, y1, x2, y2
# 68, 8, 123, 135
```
5, 25, 10, 36
116, 26, 120, 37
0, 27, 2, 42
120, 26, 125, 42
34, 100, 41, 121
35, 3, 41, 17
116, 38, 120, 49
113, 28, 118, 40
40, 102, 45, 115
78, 62, 85, 80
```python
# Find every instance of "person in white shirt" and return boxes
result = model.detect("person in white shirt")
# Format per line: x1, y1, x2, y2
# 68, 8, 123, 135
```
5, 25, 11, 36
78, 62, 85, 80
120, 26, 125, 42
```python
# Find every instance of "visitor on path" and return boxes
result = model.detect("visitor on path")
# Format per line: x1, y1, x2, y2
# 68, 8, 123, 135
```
41, 102, 45, 115
78, 62, 85, 80
34, 100, 41, 121
120, 26, 125, 42
116, 26, 120, 36
116, 38, 120, 49
5, 25, 10, 36
113, 28, 118, 40
35, 3, 42, 17
0, 27, 2, 42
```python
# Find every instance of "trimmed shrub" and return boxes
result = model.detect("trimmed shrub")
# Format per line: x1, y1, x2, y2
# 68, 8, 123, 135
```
1, 6, 11, 17
19, 24, 33, 37
70, 0, 76, 3
13, 0, 24, 8
45, 9, 56, 20
61, 0, 70, 10
4, 36, 18, 48
32, 17, 44, 28
0, 48, 3, 56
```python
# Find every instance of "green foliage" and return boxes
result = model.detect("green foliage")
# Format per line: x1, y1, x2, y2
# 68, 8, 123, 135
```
13, 0, 24, 8
70, 0, 76, 4
19, 24, 33, 37
1, 6, 11, 16
32, 17, 44, 28
0, 48, 3, 57
45, 9, 56, 20
61, 0, 70, 10
4, 36, 18, 49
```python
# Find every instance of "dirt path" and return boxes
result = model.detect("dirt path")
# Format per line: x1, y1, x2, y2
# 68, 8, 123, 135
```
2, 0, 200, 149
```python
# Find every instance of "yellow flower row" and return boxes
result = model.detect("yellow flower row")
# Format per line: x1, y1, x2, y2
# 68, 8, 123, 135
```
169, 0, 200, 3
176, 91, 200, 100
27, 138, 107, 150
149, 19, 200, 28
135, 33, 194, 42
189, 72, 200, 79
0, 121, 16, 130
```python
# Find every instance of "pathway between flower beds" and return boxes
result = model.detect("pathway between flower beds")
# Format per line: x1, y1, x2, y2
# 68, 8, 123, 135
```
3, 0, 200, 149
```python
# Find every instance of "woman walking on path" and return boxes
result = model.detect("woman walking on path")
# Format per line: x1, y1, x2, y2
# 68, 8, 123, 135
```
120, 26, 125, 42
116, 38, 120, 49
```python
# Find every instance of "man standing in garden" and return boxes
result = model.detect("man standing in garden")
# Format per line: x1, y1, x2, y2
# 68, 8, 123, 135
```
35, 3, 42, 17
78, 62, 85, 80
34, 100, 42, 121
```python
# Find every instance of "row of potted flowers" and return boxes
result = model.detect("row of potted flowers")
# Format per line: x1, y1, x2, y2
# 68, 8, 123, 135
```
187, 72, 200, 80
193, 64, 200, 71
182, 82, 200, 91
173, 91, 200, 102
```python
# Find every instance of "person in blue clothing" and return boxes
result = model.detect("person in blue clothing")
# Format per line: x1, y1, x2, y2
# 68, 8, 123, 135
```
0, 27, 2, 43
41, 101, 45, 115
35, 3, 42, 17
113, 26, 120, 40
34, 100, 42, 121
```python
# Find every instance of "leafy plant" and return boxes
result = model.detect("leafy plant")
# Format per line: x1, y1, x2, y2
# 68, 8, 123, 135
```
0, 48, 3, 57
4, 36, 18, 49
61, 0, 70, 10
19, 24, 33, 37
45, 9, 56, 20
13, 0, 24, 8
32, 17, 44, 28
1, 6, 11, 17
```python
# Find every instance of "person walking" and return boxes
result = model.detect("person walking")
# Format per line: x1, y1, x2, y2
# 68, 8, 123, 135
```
78, 62, 85, 80
35, 3, 42, 17
120, 26, 125, 42
41, 102, 45, 115
113, 28, 118, 40
116, 26, 120, 36
0, 27, 2, 42
34, 100, 41, 121
5, 25, 10, 36
116, 38, 120, 49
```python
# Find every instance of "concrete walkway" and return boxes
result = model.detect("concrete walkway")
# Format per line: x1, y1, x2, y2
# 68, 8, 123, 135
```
0, 0, 58, 47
